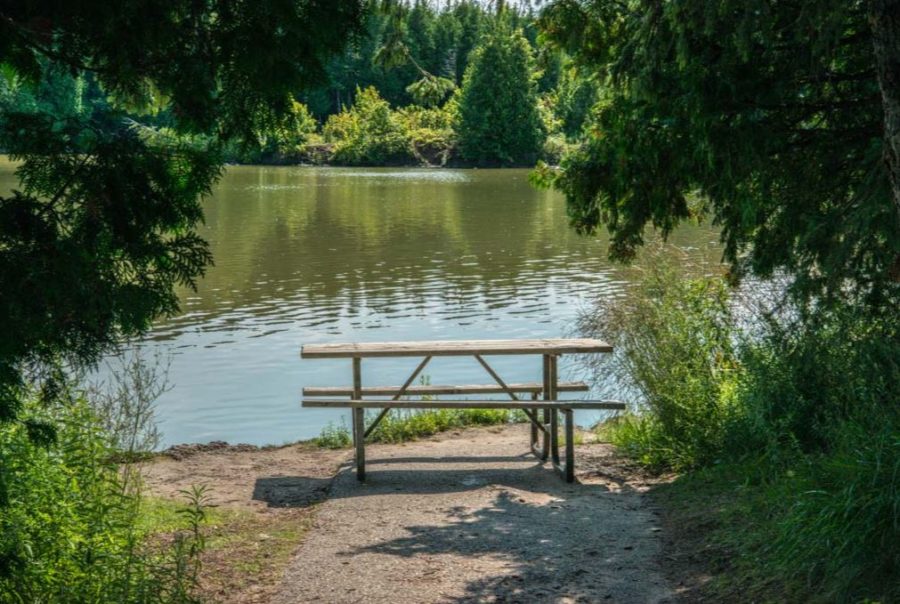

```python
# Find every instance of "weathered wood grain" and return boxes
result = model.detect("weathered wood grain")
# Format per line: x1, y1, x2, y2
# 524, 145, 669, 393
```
302, 381, 589, 397
301, 338, 612, 358
301, 399, 626, 410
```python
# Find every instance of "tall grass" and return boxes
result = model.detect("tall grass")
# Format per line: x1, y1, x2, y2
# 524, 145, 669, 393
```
578, 258, 740, 471
580, 251, 900, 600
314, 408, 526, 448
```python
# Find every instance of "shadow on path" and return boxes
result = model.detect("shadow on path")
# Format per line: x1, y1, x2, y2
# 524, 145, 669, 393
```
271, 428, 671, 603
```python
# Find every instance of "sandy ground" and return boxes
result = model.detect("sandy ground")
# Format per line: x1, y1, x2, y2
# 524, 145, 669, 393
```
142, 441, 348, 513
273, 425, 673, 604
142, 425, 673, 603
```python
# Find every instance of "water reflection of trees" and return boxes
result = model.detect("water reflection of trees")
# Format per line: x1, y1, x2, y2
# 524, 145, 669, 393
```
163, 166, 721, 327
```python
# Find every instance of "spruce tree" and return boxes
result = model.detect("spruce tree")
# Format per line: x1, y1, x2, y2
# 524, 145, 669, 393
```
456, 25, 545, 165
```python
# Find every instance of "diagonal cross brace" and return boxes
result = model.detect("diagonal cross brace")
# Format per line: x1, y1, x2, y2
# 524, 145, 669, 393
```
474, 354, 547, 436
364, 355, 432, 438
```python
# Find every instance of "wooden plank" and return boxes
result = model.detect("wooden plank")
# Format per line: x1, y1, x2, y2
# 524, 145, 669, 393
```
301, 338, 612, 358
303, 381, 589, 397
301, 399, 626, 410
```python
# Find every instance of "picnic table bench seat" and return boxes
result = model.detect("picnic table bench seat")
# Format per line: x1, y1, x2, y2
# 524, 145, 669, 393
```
300, 338, 621, 483
302, 380, 590, 397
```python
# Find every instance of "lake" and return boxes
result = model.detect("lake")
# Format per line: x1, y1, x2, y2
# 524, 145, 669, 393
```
0, 162, 721, 446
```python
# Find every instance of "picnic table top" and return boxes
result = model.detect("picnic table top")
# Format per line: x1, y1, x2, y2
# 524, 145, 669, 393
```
301, 338, 612, 359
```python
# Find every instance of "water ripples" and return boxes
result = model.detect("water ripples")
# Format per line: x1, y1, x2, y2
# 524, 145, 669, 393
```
115, 166, 723, 446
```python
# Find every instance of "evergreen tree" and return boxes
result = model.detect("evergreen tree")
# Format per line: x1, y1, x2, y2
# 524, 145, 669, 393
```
0, 1, 366, 428
456, 25, 545, 165
538, 0, 900, 306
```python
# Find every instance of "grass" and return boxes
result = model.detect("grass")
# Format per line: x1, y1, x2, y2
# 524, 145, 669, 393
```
139, 495, 317, 603
313, 408, 528, 447
648, 461, 801, 602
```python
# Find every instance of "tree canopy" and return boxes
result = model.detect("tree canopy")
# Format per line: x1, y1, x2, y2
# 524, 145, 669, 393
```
538, 0, 900, 307
0, 1, 367, 425
456, 24, 545, 165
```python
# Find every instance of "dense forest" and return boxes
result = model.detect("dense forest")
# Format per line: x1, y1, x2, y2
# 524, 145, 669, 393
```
1, 0, 898, 602
0, 1, 594, 167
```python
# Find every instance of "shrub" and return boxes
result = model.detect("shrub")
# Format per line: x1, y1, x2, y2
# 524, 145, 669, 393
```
396, 105, 456, 166
259, 98, 318, 160
0, 396, 206, 602
770, 424, 900, 602
85, 347, 171, 458
368, 408, 523, 444
582, 249, 900, 600
314, 420, 352, 449
733, 306, 899, 456
323, 86, 410, 165
313, 408, 526, 447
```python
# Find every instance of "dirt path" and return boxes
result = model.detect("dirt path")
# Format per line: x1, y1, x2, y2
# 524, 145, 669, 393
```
274, 425, 673, 604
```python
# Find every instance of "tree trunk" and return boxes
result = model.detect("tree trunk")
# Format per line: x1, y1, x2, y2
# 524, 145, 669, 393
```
870, 0, 900, 224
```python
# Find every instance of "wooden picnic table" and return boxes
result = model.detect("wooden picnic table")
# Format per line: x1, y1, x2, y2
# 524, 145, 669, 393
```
301, 338, 622, 482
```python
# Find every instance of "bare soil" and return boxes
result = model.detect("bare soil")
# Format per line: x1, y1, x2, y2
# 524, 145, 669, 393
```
142, 425, 677, 603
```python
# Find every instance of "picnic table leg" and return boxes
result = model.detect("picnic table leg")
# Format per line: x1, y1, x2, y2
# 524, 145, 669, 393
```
352, 357, 365, 481
535, 355, 552, 460
529, 391, 541, 456
563, 408, 575, 483
548, 354, 560, 465
550, 406, 560, 467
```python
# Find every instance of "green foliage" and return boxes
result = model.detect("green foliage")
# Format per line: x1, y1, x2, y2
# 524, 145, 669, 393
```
313, 407, 526, 448
397, 104, 457, 166
313, 420, 352, 450
251, 98, 318, 162
456, 25, 546, 165
368, 408, 524, 444
324, 86, 409, 165
0, 2, 366, 139
539, 0, 900, 306
548, 65, 598, 140
0, 397, 208, 602
733, 305, 899, 456
0, 110, 218, 425
580, 254, 739, 470
584, 253, 900, 599
406, 74, 456, 108
770, 426, 900, 602
0, 2, 366, 432
302, 1, 491, 117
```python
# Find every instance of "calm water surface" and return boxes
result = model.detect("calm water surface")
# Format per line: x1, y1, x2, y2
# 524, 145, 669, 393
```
1, 162, 721, 446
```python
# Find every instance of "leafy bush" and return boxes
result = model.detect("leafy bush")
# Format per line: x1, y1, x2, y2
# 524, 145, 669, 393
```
770, 425, 900, 602
582, 251, 900, 600
734, 306, 899, 456
369, 408, 523, 444
396, 104, 456, 166
0, 396, 206, 603
86, 347, 171, 458
257, 98, 318, 160
323, 86, 410, 165
314, 420, 352, 449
